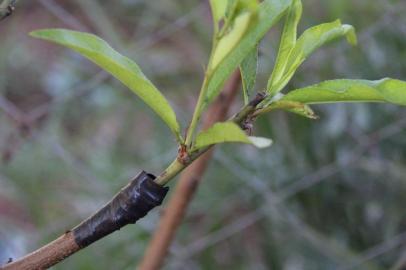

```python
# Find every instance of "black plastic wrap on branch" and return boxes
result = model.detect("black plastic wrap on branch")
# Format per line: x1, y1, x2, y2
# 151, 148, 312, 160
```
72, 171, 169, 248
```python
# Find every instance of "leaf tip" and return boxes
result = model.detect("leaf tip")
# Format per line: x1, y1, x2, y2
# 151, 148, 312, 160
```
343, 24, 357, 46
29, 30, 42, 38
248, 136, 273, 148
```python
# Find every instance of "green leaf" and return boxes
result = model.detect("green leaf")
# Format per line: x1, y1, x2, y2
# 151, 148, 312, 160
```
193, 122, 272, 150
269, 19, 357, 95
293, 20, 357, 59
248, 136, 273, 148
210, 11, 254, 69
267, 0, 302, 93
30, 29, 182, 141
210, 0, 228, 23
205, 0, 292, 109
285, 103, 318, 119
210, 0, 259, 70
267, 100, 318, 119
240, 46, 258, 104
281, 78, 406, 106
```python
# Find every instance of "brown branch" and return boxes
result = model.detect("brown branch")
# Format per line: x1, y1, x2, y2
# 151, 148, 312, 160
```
2, 232, 80, 270
0, 0, 16, 21
2, 171, 168, 269
138, 71, 241, 270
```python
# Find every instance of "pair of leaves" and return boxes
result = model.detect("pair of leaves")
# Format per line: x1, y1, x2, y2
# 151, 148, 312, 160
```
193, 122, 272, 151
204, 0, 292, 112
31, 28, 273, 152
30, 29, 182, 142
173, 1, 404, 145
192, 0, 290, 149
267, 0, 357, 96
254, 0, 406, 119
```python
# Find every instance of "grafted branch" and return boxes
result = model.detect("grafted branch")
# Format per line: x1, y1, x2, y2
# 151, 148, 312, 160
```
1, 74, 265, 270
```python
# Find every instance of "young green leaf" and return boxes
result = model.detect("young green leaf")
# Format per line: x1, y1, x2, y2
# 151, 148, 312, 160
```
205, 0, 292, 108
281, 78, 406, 106
210, 0, 259, 70
267, 0, 302, 92
210, 0, 228, 24
285, 103, 318, 119
192, 122, 272, 151
269, 19, 357, 95
240, 46, 258, 104
258, 100, 318, 119
30, 29, 182, 141
210, 11, 254, 69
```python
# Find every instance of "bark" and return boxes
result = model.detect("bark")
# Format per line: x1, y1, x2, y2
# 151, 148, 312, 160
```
0, 0, 16, 21
2, 172, 168, 270
1, 232, 79, 270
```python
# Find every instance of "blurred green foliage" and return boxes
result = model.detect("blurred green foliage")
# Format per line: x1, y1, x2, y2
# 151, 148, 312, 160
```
0, 0, 405, 269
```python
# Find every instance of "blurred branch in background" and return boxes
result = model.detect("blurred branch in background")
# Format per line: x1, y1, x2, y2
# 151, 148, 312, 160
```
38, 0, 89, 31
168, 113, 406, 269
139, 72, 240, 270
0, 0, 15, 21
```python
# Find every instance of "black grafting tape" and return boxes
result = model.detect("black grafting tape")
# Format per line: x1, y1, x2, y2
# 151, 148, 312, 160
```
72, 171, 169, 248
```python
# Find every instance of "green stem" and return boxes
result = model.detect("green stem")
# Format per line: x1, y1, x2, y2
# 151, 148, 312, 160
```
155, 93, 267, 186
175, 133, 185, 145
184, 75, 210, 147
154, 159, 185, 186
185, 25, 223, 147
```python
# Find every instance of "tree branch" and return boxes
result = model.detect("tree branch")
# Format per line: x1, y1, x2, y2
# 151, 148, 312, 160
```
2, 233, 79, 270
0, 0, 16, 21
138, 71, 241, 270
1, 73, 265, 270
2, 172, 168, 269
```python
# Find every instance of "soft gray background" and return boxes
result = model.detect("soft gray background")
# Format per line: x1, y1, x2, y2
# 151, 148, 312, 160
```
0, 0, 405, 269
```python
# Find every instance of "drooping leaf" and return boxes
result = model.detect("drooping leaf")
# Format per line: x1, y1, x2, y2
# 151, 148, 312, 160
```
240, 46, 258, 104
281, 78, 406, 106
204, 0, 292, 110
192, 122, 272, 150
269, 19, 357, 95
30, 29, 182, 141
267, 0, 302, 93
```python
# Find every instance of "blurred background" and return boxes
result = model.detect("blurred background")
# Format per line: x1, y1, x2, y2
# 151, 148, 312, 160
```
0, 0, 405, 269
